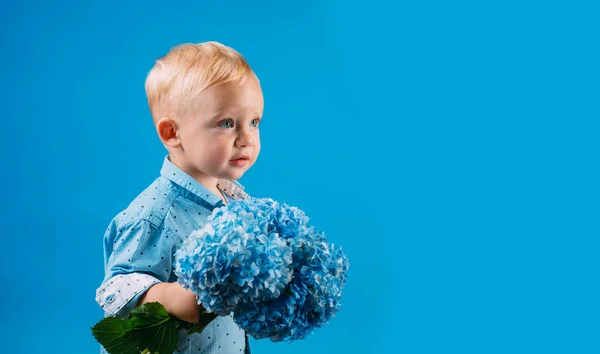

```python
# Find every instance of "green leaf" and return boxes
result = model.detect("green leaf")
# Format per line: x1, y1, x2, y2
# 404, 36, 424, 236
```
91, 302, 179, 354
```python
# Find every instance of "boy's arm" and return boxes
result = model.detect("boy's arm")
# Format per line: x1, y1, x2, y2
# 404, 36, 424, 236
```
96, 219, 173, 319
98, 270, 208, 323
137, 281, 208, 323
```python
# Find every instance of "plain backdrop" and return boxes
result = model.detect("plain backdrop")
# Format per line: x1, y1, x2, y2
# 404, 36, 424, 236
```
1, 1, 598, 353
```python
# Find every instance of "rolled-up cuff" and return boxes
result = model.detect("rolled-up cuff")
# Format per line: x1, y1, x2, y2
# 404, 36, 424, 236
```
95, 273, 161, 319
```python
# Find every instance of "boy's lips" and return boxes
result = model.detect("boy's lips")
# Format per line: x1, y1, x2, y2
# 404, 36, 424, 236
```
230, 155, 250, 161
229, 155, 250, 167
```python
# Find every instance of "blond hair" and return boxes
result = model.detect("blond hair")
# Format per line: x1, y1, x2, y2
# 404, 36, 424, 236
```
145, 41, 252, 122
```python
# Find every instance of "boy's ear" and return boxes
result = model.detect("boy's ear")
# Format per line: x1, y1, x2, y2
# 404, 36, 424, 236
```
156, 117, 181, 148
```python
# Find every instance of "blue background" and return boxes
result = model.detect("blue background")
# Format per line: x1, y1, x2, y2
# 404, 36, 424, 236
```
1, 1, 598, 353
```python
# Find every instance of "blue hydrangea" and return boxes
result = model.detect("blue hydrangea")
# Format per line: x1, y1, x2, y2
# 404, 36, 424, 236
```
174, 198, 294, 316
173, 197, 349, 341
233, 229, 349, 341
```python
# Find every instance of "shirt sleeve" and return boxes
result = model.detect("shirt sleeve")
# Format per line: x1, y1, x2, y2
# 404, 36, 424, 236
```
96, 218, 175, 318
95, 273, 161, 318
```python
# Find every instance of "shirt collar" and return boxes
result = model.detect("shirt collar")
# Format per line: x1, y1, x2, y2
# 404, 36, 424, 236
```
160, 156, 224, 208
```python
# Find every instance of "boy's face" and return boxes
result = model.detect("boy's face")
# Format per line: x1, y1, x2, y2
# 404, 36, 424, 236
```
176, 73, 264, 183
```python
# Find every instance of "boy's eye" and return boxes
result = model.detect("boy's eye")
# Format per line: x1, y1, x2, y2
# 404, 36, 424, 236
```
251, 119, 260, 127
218, 119, 233, 128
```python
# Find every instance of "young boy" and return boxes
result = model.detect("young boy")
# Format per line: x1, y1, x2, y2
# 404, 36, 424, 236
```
95, 41, 263, 354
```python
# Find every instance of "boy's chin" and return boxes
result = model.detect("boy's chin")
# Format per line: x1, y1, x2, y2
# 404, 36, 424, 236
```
220, 169, 246, 181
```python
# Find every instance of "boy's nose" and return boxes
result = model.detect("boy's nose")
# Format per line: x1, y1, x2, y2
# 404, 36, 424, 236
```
235, 129, 253, 147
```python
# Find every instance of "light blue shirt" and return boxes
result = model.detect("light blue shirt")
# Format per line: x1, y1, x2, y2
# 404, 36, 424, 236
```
96, 156, 251, 354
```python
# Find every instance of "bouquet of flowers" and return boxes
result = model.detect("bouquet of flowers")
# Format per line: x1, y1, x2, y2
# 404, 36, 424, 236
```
92, 197, 349, 354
